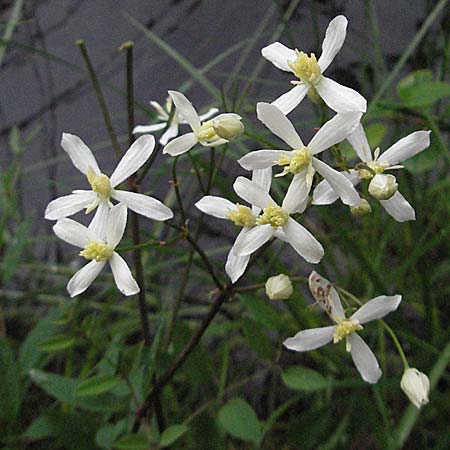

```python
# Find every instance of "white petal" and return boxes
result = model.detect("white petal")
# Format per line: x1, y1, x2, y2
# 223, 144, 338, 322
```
282, 218, 324, 263
110, 135, 155, 187
159, 123, 179, 145
168, 90, 200, 131
201, 138, 228, 147
312, 179, 339, 205
226, 229, 251, 282
195, 196, 236, 219
53, 218, 100, 248
238, 150, 287, 171
312, 158, 360, 206
256, 102, 303, 149
109, 252, 140, 296
105, 203, 127, 248
61, 133, 100, 176
351, 295, 402, 324
150, 100, 168, 119
198, 107, 219, 121
232, 224, 273, 256
347, 123, 372, 163
133, 123, 166, 134
233, 176, 274, 210
272, 84, 309, 115
88, 201, 110, 239
282, 172, 310, 213
261, 42, 297, 72
112, 190, 173, 221
350, 333, 382, 384
380, 191, 415, 222
162, 132, 197, 156
309, 112, 362, 155
315, 77, 367, 113
378, 131, 431, 165
251, 168, 272, 193
318, 15, 348, 72
45, 191, 97, 220
67, 260, 106, 297
283, 326, 336, 351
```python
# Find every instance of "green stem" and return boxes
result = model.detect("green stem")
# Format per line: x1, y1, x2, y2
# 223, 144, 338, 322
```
172, 156, 187, 226
76, 40, 122, 159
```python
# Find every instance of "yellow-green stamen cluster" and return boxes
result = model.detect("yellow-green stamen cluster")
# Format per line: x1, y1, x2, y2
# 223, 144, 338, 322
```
333, 319, 363, 351
195, 120, 220, 144
357, 160, 389, 180
257, 205, 289, 228
227, 204, 256, 227
87, 167, 112, 200
79, 241, 113, 262
289, 50, 322, 85
277, 147, 312, 176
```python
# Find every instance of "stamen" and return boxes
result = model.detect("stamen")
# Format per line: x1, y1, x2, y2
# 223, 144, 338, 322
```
277, 147, 312, 176
288, 50, 322, 85
256, 204, 289, 228
87, 167, 112, 199
333, 319, 363, 349
195, 120, 221, 144
79, 241, 113, 262
227, 204, 256, 227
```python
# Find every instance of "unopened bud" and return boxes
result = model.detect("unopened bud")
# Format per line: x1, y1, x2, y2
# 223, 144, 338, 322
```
265, 274, 293, 300
368, 174, 398, 200
350, 198, 372, 216
400, 368, 430, 409
213, 113, 244, 140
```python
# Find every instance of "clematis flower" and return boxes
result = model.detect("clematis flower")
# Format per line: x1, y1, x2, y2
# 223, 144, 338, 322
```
45, 133, 173, 232
162, 91, 243, 156
133, 96, 218, 145
312, 124, 431, 221
195, 169, 277, 282
262, 15, 367, 115
238, 103, 361, 206
230, 176, 324, 264
53, 203, 139, 297
284, 271, 402, 383
400, 368, 430, 409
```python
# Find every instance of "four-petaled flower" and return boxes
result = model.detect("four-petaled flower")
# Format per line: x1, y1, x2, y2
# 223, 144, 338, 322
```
313, 124, 431, 221
262, 15, 367, 115
53, 203, 139, 297
162, 90, 242, 156
238, 103, 361, 206
133, 96, 218, 145
45, 133, 173, 234
283, 271, 402, 383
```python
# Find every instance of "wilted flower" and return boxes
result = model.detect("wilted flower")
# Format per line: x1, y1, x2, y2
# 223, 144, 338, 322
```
238, 103, 361, 206
53, 203, 139, 297
283, 271, 402, 383
313, 124, 431, 221
133, 96, 218, 145
45, 134, 173, 233
265, 274, 293, 300
162, 91, 243, 156
262, 15, 367, 114
401, 368, 430, 409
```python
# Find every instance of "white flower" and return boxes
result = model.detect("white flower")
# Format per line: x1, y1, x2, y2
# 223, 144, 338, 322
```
400, 368, 430, 409
162, 91, 243, 156
283, 271, 402, 383
262, 15, 367, 115
133, 96, 218, 145
45, 134, 173, 232
312, 124, 431, 221
231, 176, 324, 264
195, 169, 279, 283
238, 102, 361, 206
53, 203, 139, 297
265, 274, 293, 300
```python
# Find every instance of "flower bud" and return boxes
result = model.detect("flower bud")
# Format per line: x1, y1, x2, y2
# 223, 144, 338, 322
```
400, 368, 430, 409
213, 113, 244, 140
265, 274, 293, 300
368, 174, 398, 200
350, 198, 372, 216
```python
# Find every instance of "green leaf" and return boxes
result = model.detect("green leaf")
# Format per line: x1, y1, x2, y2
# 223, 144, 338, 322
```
238, 293, 286, 331
365, 123, 387, 150
112, 434, 150, 450
218, 398, 262, 445
0, 337, 22, 422
37, 335, 76, 353
159, 424, 189, 447
282, 366, 331, 392
96, 420, 128, 449
397, 69, 433, 95
76, 375, 121, 397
